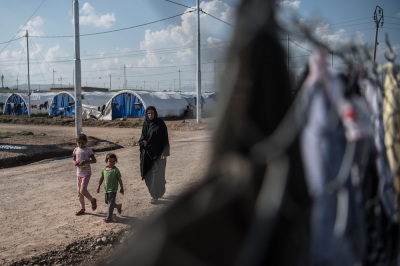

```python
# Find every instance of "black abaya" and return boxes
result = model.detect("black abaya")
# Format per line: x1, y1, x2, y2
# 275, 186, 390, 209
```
139, 114, 170, 199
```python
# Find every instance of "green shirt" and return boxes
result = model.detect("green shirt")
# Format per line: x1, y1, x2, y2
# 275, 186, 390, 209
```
102, 167, 122, 193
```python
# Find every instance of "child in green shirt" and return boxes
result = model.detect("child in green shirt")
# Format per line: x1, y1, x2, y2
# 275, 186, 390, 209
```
97, 153, 124, 223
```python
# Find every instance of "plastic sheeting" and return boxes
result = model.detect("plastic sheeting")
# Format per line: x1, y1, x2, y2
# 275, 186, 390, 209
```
3, 92, 55, 115
49, 92, 75, 117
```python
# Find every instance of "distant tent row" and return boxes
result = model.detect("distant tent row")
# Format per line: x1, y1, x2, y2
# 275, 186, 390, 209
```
0, 90, 215, 119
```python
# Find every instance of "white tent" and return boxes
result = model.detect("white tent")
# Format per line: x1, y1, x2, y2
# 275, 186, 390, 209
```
0, 93, 11, 113
49, 91, 114, 117
100, 90, 188, 120
3, 92, 56, 115
179, 92, 217, 117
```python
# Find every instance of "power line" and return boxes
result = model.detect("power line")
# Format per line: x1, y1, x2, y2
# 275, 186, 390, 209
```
330, 16, 370, 26
165, 0, 234, 27
330, 21, 372, 30
201, 10, 235, 27
0, 0, 47, 55
0, 36, 24, 46
28, 10, 194, 39
289, 39, 312, 53
165, 0, 195, 11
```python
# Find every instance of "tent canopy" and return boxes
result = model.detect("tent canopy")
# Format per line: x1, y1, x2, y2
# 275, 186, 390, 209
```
3, 92, 55, 115
100, 90, 188, 120
50, 92, 75, 117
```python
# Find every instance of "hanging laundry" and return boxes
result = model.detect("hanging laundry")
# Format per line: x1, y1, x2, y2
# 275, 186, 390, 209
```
382, 61, 400, 202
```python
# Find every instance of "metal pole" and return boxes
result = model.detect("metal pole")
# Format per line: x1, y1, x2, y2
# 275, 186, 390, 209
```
373, 6, 384, 64
109, 74, 111, 91
123, 65, 127, 90
25, 30, 31, 117
214, 59, 216, 92
73, 0, 82, 136
196, 0, 202, 123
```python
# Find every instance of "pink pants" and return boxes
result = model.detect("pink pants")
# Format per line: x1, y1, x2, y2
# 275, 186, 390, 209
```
77, 175, 93, 209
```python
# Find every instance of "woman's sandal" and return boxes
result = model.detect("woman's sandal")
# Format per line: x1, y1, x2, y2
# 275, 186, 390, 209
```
91, 198, 97, 211
151, 198, 158, 204
116, 203, 122, 215
103, 217, 114, 223
75, 209, 85, 216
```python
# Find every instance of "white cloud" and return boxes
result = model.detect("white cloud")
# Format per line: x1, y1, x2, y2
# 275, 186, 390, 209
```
18, 16, 45, 38
315, 23, 364, 47
278, 1, 301, 11
396, 12, 400, 18
138, 0, 235, 67
79, 3, 116, 28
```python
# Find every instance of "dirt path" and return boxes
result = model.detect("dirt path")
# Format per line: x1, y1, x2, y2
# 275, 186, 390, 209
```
0, 124, 212, 265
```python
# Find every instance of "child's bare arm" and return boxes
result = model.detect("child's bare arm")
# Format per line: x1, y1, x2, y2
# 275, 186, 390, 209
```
72, 154, 78, 166
97, 175, 104, 193
119, 178, 124, 195
88, 154, 96, 164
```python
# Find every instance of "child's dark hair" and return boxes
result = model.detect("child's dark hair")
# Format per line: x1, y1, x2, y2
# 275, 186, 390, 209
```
105, 153, 118, 163
76, 133, 88, 143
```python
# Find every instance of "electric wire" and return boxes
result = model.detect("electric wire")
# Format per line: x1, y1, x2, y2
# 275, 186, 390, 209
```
0, 0, 47, 55
29, 10, 195, 39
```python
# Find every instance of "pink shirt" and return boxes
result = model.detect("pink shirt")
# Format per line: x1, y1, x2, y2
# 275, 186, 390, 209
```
73, 146, 94, 176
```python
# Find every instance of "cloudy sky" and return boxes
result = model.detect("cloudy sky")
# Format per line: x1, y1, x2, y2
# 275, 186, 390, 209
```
0, 0, 398, 91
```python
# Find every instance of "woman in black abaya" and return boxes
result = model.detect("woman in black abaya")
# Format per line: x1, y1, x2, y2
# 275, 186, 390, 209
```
139, 106, 170, 204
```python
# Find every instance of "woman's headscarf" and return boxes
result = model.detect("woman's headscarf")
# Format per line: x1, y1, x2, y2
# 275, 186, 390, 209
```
145, 106, 158, 122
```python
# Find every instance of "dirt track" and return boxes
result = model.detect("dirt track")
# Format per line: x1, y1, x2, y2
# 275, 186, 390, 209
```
0, 123, 212, 265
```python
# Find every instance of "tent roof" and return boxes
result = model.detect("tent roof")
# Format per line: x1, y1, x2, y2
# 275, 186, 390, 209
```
109, 90, 188, 118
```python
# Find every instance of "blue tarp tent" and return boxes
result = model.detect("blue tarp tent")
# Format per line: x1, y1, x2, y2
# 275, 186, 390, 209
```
100, 90, 188, 120
49, 92, 75, 117
4, 93, 28, 115
111, 91, 145, 118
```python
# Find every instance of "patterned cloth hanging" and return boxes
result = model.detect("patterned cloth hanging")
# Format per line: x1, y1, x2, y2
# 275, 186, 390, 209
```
382, 62, 400, 203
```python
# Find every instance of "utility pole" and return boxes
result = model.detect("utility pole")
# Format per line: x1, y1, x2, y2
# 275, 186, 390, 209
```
123, 65, 127, 90
196, 0, 202, 123
1, 74, 4, 88
214, 59, 216, 92
373, 6, 384, 64
73, 0, 83, 136
25, 30, 31, 117
179, 69, 181, 91
109, 74, 111, 91
16, 78, 18, 89
53, 69, 55, 88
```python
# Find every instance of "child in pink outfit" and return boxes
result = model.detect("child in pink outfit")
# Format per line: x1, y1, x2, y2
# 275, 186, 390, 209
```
72, 133, 97, 215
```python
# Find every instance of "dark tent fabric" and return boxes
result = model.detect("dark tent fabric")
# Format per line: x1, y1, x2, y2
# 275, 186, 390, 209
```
102, 0, 312, 265
4, 94, 27, 115
111, 92, 145, 118
49, 92, 75, 117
